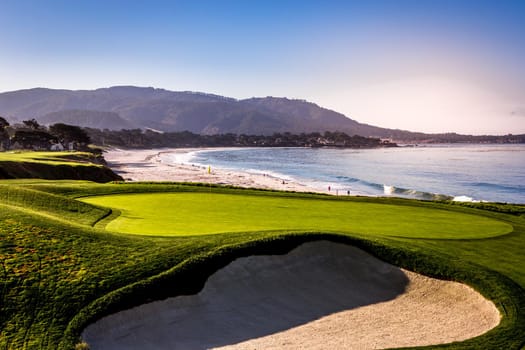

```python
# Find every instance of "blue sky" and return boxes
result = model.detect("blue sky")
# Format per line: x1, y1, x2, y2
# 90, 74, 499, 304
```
1, 0, 524, 134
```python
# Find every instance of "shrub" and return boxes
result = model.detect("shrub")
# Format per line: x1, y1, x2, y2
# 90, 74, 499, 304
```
74, 341, 90, 350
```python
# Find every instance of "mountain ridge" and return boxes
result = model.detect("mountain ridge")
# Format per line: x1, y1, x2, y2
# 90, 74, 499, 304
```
0, 86, 520, 142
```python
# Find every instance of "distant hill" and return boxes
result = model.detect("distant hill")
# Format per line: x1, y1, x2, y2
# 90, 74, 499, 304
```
0, 86, 523, 143
0, 86, 411, 137
39, 110, 137, 130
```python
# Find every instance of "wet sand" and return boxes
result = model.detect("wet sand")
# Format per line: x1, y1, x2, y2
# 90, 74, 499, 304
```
104, 148, 329, 194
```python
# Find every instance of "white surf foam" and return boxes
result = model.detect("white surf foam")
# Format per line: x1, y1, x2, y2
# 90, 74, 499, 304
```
453, 195, 480, 202
383, 185, 395, 195
167, 150, 202, 165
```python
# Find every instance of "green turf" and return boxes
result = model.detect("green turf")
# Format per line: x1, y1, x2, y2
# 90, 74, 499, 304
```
0, 151, 101, 167
81, 192, 512, 238
0, 152, 121, 182
0, 181, 524, 349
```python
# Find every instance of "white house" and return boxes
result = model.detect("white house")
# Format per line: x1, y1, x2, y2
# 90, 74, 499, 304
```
50, 143, 65, 151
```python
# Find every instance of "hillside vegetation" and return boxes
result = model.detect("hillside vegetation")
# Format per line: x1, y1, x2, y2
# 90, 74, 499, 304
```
0, 181, 524, 349
0, 152, 122, 182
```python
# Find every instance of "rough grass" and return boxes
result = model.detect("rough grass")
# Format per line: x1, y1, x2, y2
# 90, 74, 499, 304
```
0, 152, 121, 182
0, 181, 524, 349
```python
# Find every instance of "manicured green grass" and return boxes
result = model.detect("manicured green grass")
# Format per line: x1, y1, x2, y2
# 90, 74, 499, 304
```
81, 192, 512, 238
0, 181, 524, 349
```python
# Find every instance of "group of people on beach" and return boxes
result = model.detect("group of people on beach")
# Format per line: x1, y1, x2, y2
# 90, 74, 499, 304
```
328, 185, 350, 195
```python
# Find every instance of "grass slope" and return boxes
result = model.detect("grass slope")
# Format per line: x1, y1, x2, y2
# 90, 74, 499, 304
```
0, 181, 524, 349
0, 152, 122, 182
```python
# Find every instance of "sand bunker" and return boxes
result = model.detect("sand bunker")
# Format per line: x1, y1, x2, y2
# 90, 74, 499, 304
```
82, 241, 500, 349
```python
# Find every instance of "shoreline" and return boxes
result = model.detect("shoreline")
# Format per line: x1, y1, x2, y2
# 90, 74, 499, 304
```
104, 147, 525, 204
104, 148, 333, 195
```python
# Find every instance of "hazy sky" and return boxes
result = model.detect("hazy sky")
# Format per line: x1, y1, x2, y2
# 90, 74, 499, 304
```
1, 0, 524, 134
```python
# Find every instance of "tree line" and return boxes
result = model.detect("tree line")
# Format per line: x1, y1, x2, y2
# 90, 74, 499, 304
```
3, 115, 523, 152
0, 117, 91, 151
84, 128, 397, 149
0, 117, 396, 151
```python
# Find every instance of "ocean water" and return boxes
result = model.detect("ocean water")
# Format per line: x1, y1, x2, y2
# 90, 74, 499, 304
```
169, 144, 525, 204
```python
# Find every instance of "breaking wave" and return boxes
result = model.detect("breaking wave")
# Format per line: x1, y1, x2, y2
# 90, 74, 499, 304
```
380, 184, 453, 201
452, 195, 480, 203
329, 176, 453, 201
161, 146, 524, 203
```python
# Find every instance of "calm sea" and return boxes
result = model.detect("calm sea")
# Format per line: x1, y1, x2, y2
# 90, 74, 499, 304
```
169, 144, 525, 204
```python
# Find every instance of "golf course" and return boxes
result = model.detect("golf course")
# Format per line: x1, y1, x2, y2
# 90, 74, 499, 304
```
81, 192, 512, 238
1, 180, 525, 349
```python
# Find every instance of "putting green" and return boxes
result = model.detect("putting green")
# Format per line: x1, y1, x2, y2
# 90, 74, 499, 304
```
81, 192, 512, 239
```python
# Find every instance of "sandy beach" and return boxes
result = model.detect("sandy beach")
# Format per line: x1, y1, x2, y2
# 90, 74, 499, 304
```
104, 148, 329, 194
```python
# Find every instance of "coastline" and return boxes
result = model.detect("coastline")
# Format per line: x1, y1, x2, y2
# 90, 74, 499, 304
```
104, 147, 525, 204
104, 148, 331, 194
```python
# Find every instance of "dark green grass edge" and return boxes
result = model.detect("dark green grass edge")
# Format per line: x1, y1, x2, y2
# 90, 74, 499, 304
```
0, 157, 122, 183
61, 232, 525, 350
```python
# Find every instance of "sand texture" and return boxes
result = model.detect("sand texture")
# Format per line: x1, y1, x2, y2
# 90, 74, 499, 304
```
104, 148, 328, 194
82, 241, 499, 350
